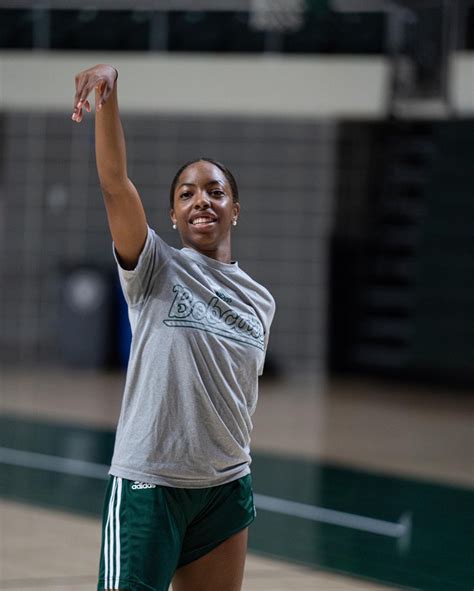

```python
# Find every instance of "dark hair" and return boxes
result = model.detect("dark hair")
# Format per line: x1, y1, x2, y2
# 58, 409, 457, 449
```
169, 158, 239, 208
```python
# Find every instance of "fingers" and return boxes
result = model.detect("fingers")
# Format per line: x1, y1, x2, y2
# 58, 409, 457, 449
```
72, 76, 90, 122
71, 104, 83, 122
96, 81, 114, 112
75, 75, 88, 104
72, 101, 85, 122
71, 66, 116, 122
72, 74, 101, 121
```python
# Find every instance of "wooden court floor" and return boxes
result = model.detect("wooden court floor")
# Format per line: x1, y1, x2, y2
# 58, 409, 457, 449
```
0, 500, 396, 591
1, 368, 473, 589
1, 369, 472, 487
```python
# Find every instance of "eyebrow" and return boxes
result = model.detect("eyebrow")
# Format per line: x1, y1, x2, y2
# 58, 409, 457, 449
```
178, 179, 224, 189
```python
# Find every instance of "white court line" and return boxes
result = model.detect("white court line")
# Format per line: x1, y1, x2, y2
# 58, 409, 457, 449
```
0, 446, 410, 540
254, 493, 408, 538
0, 446, 109, 479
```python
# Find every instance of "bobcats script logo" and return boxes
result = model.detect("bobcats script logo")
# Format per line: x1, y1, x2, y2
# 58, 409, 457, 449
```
163, 284, 265, 350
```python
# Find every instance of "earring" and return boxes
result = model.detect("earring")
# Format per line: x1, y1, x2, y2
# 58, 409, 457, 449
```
232, 219, 238, 226
172, 223, 177, 230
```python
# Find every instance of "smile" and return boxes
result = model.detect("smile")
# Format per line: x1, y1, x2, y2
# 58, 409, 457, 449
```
190, 217, 217, 225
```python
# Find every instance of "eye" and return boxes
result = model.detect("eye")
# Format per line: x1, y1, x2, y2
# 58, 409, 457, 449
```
211, 189, 224, 197
180, 191, 192, 199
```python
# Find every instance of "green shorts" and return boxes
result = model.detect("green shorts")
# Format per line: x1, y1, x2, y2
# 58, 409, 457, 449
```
97, 474, 255, 591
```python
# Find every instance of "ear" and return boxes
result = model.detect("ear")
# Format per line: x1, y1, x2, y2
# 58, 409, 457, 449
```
170, 209, 177, 225
232, 202, 241, 220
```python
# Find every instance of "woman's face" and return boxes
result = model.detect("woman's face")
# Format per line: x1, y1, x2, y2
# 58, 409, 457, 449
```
170, 161, 240, 257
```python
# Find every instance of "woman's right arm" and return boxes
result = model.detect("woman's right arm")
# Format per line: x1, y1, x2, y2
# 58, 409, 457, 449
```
72, 64, 147, 270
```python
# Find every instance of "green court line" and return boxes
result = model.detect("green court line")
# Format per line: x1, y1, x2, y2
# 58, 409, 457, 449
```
0, 414, 473, 590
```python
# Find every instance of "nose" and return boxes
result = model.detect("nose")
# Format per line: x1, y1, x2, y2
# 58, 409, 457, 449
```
193, 190, 211, 208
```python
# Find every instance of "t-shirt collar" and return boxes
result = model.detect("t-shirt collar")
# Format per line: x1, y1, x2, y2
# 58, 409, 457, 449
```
180, 247, 239, 273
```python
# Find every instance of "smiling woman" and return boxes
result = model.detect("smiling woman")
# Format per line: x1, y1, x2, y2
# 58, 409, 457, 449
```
71, 64, 275, 591
170, 159, 240, 263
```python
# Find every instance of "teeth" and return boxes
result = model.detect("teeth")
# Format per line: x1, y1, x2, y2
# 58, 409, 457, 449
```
192, 217, 215, 225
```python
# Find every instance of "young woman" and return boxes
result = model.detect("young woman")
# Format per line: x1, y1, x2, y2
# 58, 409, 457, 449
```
72, 64, 275, 591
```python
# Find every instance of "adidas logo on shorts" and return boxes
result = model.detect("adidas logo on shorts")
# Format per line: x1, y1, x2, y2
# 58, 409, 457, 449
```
131, 481, 156, 490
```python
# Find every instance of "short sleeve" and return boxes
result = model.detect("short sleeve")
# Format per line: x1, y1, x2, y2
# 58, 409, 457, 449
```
113, 226, 173, 307
257, 296, 276, 376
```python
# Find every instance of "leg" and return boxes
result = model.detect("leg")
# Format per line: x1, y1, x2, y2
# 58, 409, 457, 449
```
172, 528, 248, 591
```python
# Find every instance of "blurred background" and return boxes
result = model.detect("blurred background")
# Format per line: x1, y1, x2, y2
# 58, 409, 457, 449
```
0, 1, 473, 590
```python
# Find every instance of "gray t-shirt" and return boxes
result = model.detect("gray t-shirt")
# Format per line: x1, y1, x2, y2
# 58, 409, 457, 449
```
109, 226, 275, 488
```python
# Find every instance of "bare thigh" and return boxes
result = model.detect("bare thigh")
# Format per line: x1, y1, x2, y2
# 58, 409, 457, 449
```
172, 528, 248, 591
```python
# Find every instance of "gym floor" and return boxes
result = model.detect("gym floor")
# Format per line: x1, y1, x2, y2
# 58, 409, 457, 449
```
1, 368, 473, 590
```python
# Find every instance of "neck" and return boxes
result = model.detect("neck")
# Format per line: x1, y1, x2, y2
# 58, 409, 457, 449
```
183, 236, 233, 264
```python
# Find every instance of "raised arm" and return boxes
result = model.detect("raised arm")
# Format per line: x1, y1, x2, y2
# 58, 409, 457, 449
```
72, 64, 147, 270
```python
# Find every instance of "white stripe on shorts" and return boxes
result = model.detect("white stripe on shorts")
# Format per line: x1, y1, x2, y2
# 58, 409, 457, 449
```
103, 477, 118, 590
114, 478, 123, 589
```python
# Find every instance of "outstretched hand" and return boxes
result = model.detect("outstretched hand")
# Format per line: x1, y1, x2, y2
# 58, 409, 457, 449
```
72, 64, 117, 123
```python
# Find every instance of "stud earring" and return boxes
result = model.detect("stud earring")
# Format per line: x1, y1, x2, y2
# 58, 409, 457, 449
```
172, 223, 177, 230
232, 219, 238, 226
